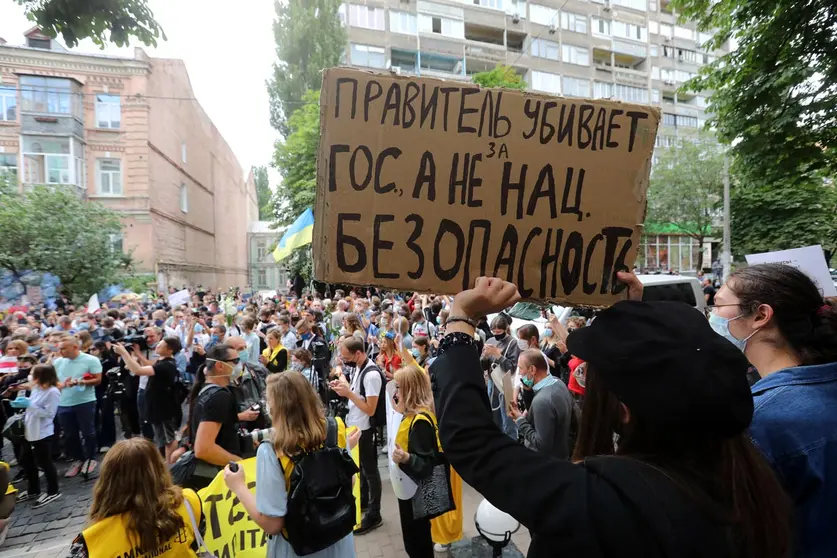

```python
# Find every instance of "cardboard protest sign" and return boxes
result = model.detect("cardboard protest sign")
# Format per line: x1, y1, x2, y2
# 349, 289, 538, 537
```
313, 67, 660, 306
746, 245, 837, 298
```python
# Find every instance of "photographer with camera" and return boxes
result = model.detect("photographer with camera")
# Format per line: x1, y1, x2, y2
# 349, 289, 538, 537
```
114, 338, 183, 464
224, 337, 267, 436
89, 342, 118, 453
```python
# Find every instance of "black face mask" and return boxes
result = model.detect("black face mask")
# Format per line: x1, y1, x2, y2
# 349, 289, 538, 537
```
493, 332, 506, 341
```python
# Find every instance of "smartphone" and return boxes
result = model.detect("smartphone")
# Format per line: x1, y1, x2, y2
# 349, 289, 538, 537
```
250, 404, 260, 412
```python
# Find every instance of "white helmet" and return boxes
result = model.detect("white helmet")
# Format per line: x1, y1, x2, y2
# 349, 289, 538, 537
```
475, 499, 520, 543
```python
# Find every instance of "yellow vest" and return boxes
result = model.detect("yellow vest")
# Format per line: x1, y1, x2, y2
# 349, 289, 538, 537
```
395, 410, 441, 454
83, 489, 202, 558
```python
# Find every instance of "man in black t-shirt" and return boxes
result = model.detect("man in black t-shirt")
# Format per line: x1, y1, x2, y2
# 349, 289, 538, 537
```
115, 336, 184, 463
703, 279, 717, 307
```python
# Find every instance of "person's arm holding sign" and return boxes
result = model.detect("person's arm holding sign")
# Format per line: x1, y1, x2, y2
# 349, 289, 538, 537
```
224, 457, 284, 536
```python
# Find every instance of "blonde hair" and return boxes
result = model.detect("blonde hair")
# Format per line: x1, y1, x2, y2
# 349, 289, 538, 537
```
89, 439, 184, 552
393, 365, 434, 415
267, 372, 327, 457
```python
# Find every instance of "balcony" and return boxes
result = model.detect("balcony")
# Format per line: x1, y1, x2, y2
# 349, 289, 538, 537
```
612, 39, 648, 59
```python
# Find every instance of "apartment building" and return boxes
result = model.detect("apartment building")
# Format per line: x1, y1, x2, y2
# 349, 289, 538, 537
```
247, 221, 289, 292
0, 28, 258, 290
340, 0, 728, 272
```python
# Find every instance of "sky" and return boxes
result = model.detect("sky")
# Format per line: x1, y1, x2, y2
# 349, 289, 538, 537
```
0, 0, 282, 188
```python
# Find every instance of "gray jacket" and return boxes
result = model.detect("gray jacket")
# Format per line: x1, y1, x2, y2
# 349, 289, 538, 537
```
516, 379, 574, 459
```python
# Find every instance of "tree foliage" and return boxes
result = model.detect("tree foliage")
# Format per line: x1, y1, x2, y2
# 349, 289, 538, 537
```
471, 65, 527, 90
673, 0, 837, 184
0, 186, 130, 299
267, 0, 345, 136
647, 135, 724, 271
15, 0, 165, 47
269, 90, 320, 279
253, 165, 272, 221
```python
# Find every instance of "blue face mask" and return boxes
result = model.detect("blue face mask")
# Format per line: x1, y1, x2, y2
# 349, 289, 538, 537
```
411, 348, 420, 359
543, 328, 553, 338
708, 312, 756, 353
301, 332, 312, 341
210, 334, 219, 344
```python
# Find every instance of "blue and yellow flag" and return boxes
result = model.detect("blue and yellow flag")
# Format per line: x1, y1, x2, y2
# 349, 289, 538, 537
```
272, 208, 314, 262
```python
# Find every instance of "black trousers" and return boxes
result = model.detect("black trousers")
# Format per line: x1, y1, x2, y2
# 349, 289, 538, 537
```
20, 436, 59, 496
358, 427, 381, 517
398, 497, 433, 558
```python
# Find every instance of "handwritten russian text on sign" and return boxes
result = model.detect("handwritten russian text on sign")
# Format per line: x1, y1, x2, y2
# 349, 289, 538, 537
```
314, 68, 660, 306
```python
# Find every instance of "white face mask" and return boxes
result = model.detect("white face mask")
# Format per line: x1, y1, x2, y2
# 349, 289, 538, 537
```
518, 339, 529, 351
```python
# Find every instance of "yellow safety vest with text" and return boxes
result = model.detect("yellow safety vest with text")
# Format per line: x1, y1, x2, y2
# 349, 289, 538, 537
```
82, 489, 202, 558
395, 410, 441, 455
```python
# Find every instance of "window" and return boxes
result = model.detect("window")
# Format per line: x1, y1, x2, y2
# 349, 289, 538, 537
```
21, 136, 83, 186
611, 0, 646, 10
612, 21, 647, 41
562, 44, 590, 66
531, 38, 559, 60
652, 66, 660, 80
562, 77, 590, 97
96, 158, 122, 195
419, 14, 464, 37
0, 86, 16, 122
530, 71, 561, 94
649, 21, 658, 34
659, 23, 673, 38
181, 142, 187, 164
0, 153, 17, 182
529, 4, 557, 26
180, 183, 189, 213
561, 12, 587, 34
674, 26, 694, 40
614, 84, 649, 103
95, 94, 121, 129
390, 11, 417, 35
698, 31, 713, 45
348, 5, 385, 30
662, 113, 699, 128
27, 38, 50, 49
661, 46, 700, 64
257, 269, 267, 288
639, 235, 701, 273
593, 81, 614, 99
109, 233, 124, 255
350, 44, 386, 68
593, 17, 610, 36
19, 76, 76, 116
473, 0, 504, 9
651, 88, 660, 103
256, 242, 267, 260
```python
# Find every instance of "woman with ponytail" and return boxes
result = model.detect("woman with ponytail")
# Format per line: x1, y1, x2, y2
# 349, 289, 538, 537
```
711, 263, 837, 556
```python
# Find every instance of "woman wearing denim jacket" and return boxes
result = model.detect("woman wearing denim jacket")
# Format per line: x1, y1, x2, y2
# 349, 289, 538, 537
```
711, 263, 837, 557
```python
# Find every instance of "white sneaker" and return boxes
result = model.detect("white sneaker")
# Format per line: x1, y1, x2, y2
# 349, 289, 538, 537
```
434, 543, 450, 553
99, 446, 110, 454
32, 493, 61, 509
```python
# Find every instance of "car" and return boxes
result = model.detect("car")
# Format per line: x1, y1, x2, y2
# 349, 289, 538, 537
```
488, 274, 705, 337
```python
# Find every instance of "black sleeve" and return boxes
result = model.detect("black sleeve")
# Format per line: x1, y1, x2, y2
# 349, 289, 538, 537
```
200, 389, 235, 424
435, 343, 590, 535
268, 350, 287, 374
400, 419, 438, 480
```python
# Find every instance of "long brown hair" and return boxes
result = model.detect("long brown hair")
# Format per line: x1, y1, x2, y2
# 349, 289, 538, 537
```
573, 367, 792, 558
267, 372, 326, 457
89, 438, 185, 552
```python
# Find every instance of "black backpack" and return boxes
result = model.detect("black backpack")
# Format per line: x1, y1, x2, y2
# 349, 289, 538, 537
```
281, 417, 359, 555
357, 362, 386, 427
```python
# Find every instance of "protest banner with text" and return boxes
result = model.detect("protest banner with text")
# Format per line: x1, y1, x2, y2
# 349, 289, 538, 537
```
314, 68, 660, 306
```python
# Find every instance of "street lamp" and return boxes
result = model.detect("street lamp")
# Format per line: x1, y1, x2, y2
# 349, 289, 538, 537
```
474, 499, 520, 558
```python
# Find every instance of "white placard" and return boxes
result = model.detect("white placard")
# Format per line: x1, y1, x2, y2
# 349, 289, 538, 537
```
745, 245, 837, 297
167, 288, 191, 308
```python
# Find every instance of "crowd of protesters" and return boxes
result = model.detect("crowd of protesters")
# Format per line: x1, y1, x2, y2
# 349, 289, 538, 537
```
0, 261, 833, 558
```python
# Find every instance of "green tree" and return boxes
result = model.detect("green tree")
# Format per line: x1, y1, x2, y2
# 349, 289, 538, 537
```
267, 0, 345, 136
647, 135, 724, 271
269, 90, 321, 280
673, 0, 837, 183
730, 173, 837, 259
253, 165, 272, 221
15, 0, 164, 47
0, 186, 130, 299
471, 65, 527, 90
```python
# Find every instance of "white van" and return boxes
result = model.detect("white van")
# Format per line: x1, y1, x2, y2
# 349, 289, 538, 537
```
489, 274, 705, 336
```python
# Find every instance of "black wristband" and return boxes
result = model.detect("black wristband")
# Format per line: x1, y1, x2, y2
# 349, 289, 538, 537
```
437, 332, 478, 357
444, 316, 477, 328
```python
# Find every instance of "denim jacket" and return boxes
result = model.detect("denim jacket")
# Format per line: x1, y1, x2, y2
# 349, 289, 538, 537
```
750, 361, 837, 557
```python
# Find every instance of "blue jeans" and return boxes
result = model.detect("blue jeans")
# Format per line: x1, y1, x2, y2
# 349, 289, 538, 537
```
58, 401, 97, 461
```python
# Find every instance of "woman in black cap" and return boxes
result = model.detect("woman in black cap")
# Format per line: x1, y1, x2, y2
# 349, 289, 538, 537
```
711, 263, 837, 557
432, 275, 791, 558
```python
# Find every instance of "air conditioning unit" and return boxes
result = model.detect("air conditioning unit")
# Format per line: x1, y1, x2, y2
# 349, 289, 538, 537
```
548, 23, 557, 34
663, 37, 671, 42
391, 65, 402, 75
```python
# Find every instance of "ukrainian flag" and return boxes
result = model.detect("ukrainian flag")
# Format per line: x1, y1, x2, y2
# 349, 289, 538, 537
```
273, 208, 315, 262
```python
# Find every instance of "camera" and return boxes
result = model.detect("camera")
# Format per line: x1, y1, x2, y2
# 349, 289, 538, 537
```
249, 427, 274, 444
121, 334, 148, 351
105, 367, 126, 400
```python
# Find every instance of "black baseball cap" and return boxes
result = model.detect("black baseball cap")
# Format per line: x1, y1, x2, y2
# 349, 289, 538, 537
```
567, 301, 753, 438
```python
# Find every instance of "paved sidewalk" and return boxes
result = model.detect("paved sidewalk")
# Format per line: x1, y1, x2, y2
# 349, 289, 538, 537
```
0, 454, 530, 558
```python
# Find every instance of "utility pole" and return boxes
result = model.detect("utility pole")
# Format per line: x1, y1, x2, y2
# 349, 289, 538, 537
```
721, 153, 731, 282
